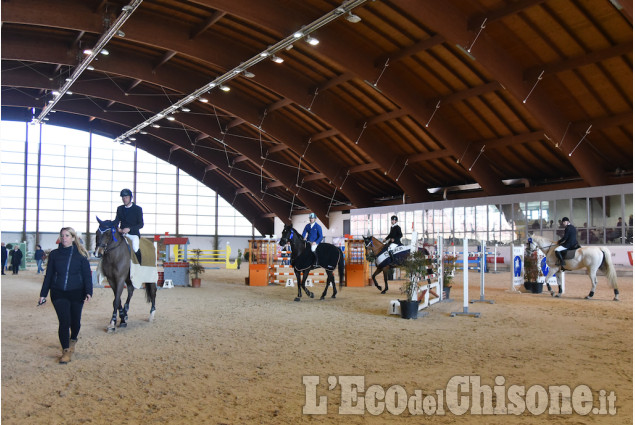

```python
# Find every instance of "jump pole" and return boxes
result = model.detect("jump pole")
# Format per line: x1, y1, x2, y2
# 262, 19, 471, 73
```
471, 240, 494, 304
451, 238, 480, 318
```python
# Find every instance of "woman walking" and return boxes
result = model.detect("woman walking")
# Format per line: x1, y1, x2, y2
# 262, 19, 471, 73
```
39, 227, 92, 364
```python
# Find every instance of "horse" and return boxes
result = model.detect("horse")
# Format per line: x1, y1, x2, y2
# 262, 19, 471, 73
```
279, 224, 345, 301
95, 217, 157, 332
528, 234, 619, 301
362, 236, 409, 294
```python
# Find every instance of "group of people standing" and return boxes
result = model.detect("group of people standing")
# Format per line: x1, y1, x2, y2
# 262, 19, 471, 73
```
1, 243, 26, 275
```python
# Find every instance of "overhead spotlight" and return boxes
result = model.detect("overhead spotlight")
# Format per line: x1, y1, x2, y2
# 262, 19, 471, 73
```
66, 91, 73, 95
260, 52, 269, 57
208, 82, 216, 88
83, 49, 94, 55
271, 55, 284, 64
87, 65, 95, 71
151, 124, 160, 128
129, 137, 136, 141
100, 49, 109, 55
181, 107, 191, 112
140, 131, 148, 135
293, 31, 303, 38
122, 5, 133, 11
243, 71, 255, 78
117, 30, 126, 37
306, 36, 319, 46
285, 44, 294, 51
220, 85, 230, 92
52, 91, 61, 96
65, 78, 72, 82
167, 116, 176, 121
199, 98, 209, 103
346, 12, 361, 23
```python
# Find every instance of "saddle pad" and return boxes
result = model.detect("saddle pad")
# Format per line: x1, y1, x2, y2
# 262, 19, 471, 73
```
129, 263, 159, 289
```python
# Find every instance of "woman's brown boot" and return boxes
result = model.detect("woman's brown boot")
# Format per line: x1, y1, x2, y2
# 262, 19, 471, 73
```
69, 339, 77, 354
60, 348, 72, 364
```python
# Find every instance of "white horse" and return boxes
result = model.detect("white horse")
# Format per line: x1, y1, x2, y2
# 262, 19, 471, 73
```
528, 234, 619, 301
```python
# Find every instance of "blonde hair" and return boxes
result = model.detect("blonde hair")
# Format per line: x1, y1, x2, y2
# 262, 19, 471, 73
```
60, 227, 89, 258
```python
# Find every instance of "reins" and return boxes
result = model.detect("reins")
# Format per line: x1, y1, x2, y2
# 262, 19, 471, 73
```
97, 227, 128, 255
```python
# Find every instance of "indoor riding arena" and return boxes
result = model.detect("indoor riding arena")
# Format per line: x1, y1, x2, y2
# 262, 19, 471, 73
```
1, 1, 632, 424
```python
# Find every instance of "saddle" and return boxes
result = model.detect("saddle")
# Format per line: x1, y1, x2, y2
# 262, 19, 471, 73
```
562, 243, 581, 260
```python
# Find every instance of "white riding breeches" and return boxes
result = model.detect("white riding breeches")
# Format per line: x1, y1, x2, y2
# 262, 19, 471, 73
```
310, 242, 317, 252
388, 243, 397, 252
125, 234, 140, 252
555, 246, 566, 252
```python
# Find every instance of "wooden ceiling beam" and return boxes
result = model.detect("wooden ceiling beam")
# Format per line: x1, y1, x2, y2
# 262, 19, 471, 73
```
468, 0, 548, 30
190, 10, 226, 39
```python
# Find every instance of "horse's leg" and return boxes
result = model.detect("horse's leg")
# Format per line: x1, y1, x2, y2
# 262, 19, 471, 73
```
320, 271, 336, 300
554, 271, 563, 298
585, 267, 598, 300
294, 270, 303, 301
381, 269, 389, 294
371, 267, 383, 291
544, 268, 558, 297
108, 280, 124, 332
302, 272, 314, 299
119, 279, 134, 328
147, 282, 157, 322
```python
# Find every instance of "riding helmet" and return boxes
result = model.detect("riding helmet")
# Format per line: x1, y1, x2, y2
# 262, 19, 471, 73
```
391, 215, 398, 221
561, 217, 570, 223
120, 188, 133, 198
308, 213, 317, 219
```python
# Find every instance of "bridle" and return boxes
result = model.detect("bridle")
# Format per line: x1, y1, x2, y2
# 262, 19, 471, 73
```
96, 226, 124, 255
528, 237, 556, 254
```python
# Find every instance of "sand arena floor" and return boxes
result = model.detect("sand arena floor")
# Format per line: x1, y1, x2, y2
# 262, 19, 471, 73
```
1, 267, 632, 424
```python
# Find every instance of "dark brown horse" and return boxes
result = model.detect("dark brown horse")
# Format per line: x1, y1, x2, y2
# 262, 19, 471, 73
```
95, 217, 157, 332
279, 225, 344, 301
362, 235, 410, 293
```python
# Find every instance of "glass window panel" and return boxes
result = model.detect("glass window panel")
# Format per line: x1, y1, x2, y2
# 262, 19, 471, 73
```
475, 205, 487, 242
452, 207, 463, 239
606, 195, 622, 244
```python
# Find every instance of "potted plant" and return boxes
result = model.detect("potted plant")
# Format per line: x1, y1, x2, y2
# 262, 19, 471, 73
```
236, 249, 242, 269
442, 254, 457, 300
398, 250, 431, 319
188, 248, 205, 287
523, 246, 541, 293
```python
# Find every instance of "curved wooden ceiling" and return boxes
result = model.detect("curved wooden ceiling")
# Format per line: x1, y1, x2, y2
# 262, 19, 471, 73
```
2, 0, 632, 234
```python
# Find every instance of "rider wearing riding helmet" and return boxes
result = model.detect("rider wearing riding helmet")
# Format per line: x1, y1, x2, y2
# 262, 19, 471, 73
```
113, 188, 144, 264
555, 217, 577, 268
383, 215, 403, 263
302, 213, 323, 267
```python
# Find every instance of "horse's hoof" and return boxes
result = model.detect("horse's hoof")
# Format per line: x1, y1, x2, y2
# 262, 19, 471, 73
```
555, 294, 561, 298
320, 296, 325, 300
107, 327, 115, 333
294, 297, 301, 302
119, 322, 127, 328
310, 293, 315, 298
381, 289, 388, 294
331, 295, 336, 299
550, 291, 555, 297
374, 286, 382, 292
149, 313, 155, 323
614, 297, 620, 301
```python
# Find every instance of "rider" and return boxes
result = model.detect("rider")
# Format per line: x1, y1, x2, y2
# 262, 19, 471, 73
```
113, 188, 144, 265
555, 217, 577, 269
383, 215, 403, 263
302, 213, 323, 267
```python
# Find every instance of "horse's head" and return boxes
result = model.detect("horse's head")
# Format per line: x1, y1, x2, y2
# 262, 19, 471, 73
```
95, 216, 119, 258
362, 235, 373, 248
279, 225, 294, 246
527, 233, 552, 254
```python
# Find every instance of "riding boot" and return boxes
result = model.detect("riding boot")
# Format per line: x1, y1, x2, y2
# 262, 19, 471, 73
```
388, 250, 395, 263
313, 252, 319, 268
59, 348, 72, 364
135, 249, 142, 265
555, 250, 564, 268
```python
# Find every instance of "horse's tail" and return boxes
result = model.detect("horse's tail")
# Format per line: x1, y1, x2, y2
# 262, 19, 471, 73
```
599, 247, 618, 290
144, 282, 155, 303
338, 249, 345, 288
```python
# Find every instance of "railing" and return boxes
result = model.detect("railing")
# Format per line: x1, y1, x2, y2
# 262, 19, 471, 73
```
175, 242, 238, 269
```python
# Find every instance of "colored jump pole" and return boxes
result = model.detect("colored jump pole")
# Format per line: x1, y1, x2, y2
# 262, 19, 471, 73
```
451, 238, 480, 318
471, 240, 494, 304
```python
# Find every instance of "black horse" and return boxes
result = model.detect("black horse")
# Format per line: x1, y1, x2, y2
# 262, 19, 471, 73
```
95, 217, 157, 332
279, 224, 345, 301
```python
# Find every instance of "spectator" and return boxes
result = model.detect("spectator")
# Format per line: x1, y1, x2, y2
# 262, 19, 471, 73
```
1, 242, 7, 275
34, 244, 46, 274
10, 245, 23, 275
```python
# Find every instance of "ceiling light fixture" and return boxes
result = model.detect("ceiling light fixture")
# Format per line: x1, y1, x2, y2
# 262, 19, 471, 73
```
346, 12, 361, 23
113, 0, 368, 143
181, 107, 191, 112
83, 49, 94, 55
33, 0, 142, 125
100, 49, 109, 55
167, 116, 176, 121
87, 65, 95, 71
117, 30, 126, 37
306, 36, 319, 46
220, 85, 230, 92
151, 124, 160, 128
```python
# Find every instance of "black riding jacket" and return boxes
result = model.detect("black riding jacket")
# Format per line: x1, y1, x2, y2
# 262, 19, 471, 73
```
558, 224, 578, 249
40, 244, 93, 298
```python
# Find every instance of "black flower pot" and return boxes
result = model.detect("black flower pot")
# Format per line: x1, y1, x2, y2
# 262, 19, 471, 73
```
399, 300, 420, 319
